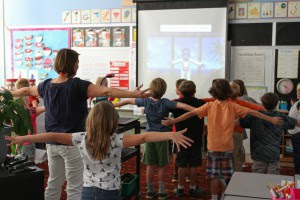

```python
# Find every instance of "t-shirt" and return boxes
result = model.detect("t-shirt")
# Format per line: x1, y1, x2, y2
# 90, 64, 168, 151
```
288, 100, 300, 135
135, 98, 177, 132
240, 111, 296, 162
38, 78, 91, 144
194, 100, 249, 152
171, 97, 205, 142
72, 132, 124, 190
29, 96, 39, 107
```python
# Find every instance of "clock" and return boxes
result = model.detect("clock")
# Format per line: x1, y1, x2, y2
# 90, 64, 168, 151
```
276, 78, 294, 95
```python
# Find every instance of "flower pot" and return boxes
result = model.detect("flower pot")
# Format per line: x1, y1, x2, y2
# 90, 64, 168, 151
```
0, 126, 12, 164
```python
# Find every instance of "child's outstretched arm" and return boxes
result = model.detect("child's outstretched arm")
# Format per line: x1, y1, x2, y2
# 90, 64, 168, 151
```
248, 110, 283, 125
162, 110, 197, 126
88, 84, 152, 99
176, 102, 196, 112
36, 106, 45, 116
9, 86, 39, 97
5, 133, 73, 146
123, 129, 193, 152
113, 99, 136, 107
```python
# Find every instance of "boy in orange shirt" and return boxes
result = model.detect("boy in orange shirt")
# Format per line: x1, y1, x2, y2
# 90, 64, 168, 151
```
162, 79, 282, 200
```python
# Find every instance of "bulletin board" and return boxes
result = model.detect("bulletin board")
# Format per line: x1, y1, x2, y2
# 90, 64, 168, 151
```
230, 47, 275, 102
10, 28, 71, 80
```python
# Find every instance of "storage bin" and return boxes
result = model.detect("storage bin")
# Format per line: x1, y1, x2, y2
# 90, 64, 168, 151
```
121, 174, 138, 197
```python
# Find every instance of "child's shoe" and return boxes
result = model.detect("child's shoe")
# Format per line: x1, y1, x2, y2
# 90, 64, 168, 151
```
185, 176, 190, 183
189, 186, 204, 197
171, 174, 178, 183
173, 187, 184, 197
146, 191, 156, 199
158, 192, 169, 200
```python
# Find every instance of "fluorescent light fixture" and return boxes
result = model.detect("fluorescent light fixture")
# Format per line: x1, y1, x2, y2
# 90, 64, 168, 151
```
160, 25, 212, 33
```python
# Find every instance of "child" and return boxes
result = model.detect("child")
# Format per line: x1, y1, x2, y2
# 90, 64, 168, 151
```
162, 79, 283, 200
10, 48, 151, 200
15, 78, 45, 161
288, 83, 300, 174
171, 78, 186, 183
92, 77, 109, 103
239, 92, 300, 174
114, 78, 195, 199
229, 82, 264, 172
5, 102, 193, 200
171, 80, 206, 197
16, 78, 39, 107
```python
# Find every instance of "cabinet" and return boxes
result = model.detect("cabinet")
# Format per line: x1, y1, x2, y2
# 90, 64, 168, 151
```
117, 118, 141, 199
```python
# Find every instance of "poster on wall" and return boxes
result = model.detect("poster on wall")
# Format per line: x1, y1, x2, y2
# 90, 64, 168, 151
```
132, 8, 136, 22
72, 10, 81, 24
228, 4, 235, 20
111, 9, 121, 23
101, 9, 111, 23
275, 2, 287, 18
261, 2, 273, 18
122, 8, 132, 23
112, 27, 129, 47
72, 28, 85, 47
85, 28, 97, 47
91, 9, 101, 24
248, 3, 260, 19
81, 10, 91, 24
110, 61, 129, 90
97, 27, 111, 47
235, 3, 248, 19
122, 0, 136, 7
288, 1, 300, 18
62, 11, 72, 24
11, 28, 70, 80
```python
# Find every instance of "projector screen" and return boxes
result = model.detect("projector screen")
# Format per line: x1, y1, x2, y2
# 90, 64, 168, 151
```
138, 8, 227, 99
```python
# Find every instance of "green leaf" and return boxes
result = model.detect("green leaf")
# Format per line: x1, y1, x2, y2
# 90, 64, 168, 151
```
0, 90, 13, 103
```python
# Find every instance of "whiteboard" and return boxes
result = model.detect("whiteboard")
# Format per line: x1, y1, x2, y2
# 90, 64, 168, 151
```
230, 47, 275, 94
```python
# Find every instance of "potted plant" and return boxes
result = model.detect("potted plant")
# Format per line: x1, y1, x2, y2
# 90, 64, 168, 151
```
0, 90, 33, 164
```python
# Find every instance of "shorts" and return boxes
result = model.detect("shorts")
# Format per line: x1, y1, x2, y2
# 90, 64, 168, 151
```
252, 160, 280, 175
206, 151, 233, 180
142, 141, 169, 167
177, 142, 202, 168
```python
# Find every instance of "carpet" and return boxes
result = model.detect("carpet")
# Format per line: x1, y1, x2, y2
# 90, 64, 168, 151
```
37, 155, 295, 200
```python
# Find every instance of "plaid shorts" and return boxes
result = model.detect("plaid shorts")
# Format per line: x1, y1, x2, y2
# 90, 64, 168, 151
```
206, 151, 233, 180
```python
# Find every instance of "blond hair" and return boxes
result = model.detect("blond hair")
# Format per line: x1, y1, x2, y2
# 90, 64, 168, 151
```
229, 81, 240, 100
150, 78, 167, 99
85, 102, 119, 160
15, 78, 29, 89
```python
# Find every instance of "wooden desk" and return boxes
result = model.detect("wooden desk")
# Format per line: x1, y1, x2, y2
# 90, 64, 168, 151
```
225, 172, 294, 199
0, 166, 44, 200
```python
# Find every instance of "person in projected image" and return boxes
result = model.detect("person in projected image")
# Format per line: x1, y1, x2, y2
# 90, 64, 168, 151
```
171, 48, 204, 80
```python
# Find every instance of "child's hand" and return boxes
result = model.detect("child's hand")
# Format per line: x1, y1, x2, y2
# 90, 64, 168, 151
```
272, 117, 284, 125
5, 135, 26, 146
161, 117, 173, 126
172, 128, 193, 152
132, 84, 152, 98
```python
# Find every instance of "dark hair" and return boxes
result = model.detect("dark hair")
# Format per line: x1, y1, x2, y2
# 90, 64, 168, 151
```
232, 79, 247, 96
176, 79, 187, 89
179, 81, 196, 98
261, 92, 279, 111
54, 48, 79, 78
209, 79, 232, 100
150, 78, 167, 99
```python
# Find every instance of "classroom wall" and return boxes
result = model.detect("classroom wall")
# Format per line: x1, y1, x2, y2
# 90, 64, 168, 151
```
3, 0, 122, 25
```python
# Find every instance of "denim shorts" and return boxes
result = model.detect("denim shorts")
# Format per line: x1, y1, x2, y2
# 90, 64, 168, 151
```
82, 187, 121, 200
